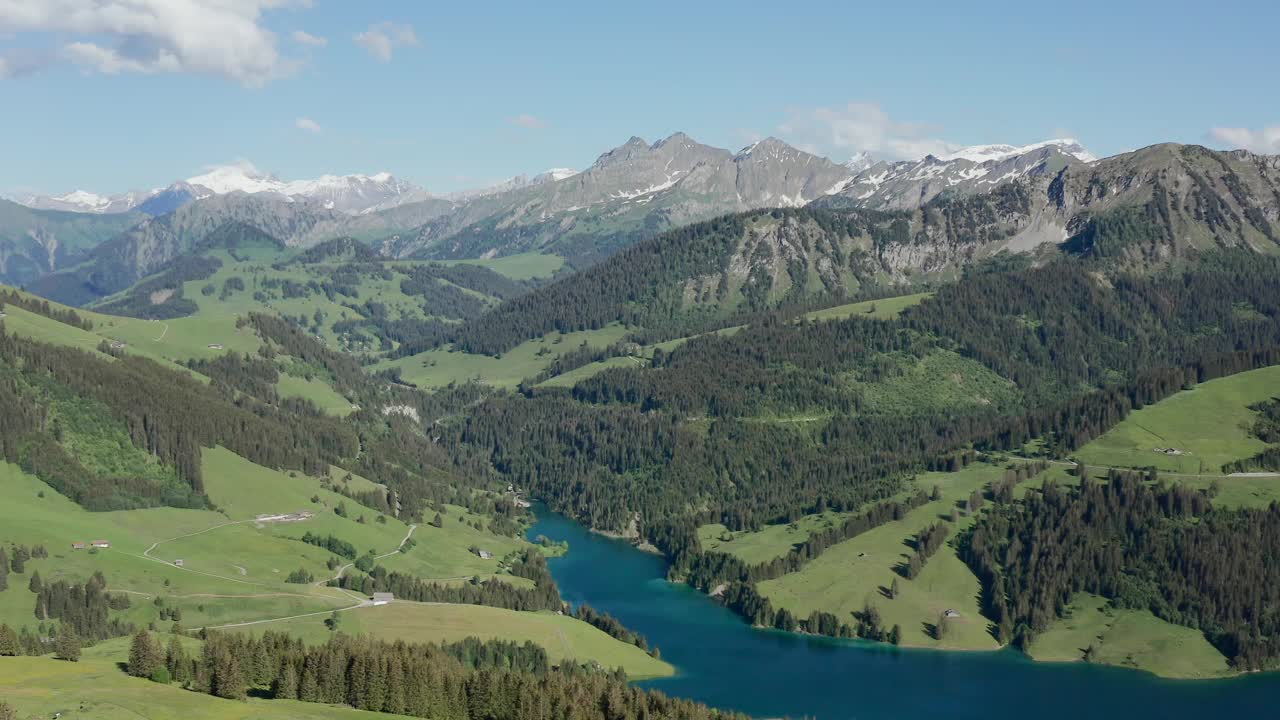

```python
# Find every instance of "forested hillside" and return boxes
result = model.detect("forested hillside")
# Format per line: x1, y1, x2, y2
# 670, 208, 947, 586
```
446, 145, 1280, 358
436, 251, 1280, 532
56, 227, 541, 360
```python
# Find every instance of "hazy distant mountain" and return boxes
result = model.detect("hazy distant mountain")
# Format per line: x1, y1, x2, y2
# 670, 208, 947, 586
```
0, 198, 141, 287
13, 164, 426, 217
14, 189, 154, 214
27, 193, 350, 304
390, 132, 854, 265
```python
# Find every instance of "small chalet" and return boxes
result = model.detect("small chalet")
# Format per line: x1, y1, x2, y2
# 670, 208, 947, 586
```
91, 540, 110, 549
943, 609, 961, 619
71, 542, 87, 550
207, 343, 224, 350
476, 549, 494, 560
174, 559, 184, 567
371, 592, 394, 606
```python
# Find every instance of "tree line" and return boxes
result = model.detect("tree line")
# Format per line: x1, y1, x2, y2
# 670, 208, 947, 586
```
181, 630, 746, 720
960, 470, 1280, 669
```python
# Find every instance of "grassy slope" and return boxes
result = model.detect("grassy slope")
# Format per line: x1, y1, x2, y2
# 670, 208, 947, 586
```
1020, 462, 1280, 510
0, 459, 349, 633
197, 447, 529, 584
856, 349, 1021, 416
1, 450, 663, 674
0, 637, 412, 720
1075, 365, 1280, 473
1028, 593, 1230, 679
437, 252, 564, 282
379, 323, 632, 389
276, 372, 354, 415
698, 511, 852, 565
232, 602, 671, 679
0, 293, 201, 375
756, 464, 1003, 651
801, 292, 933, 322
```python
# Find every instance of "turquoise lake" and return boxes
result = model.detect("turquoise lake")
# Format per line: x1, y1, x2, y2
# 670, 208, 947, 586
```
527, 507, 1279, 719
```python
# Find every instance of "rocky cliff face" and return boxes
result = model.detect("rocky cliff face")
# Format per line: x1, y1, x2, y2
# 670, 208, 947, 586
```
0, 199, 141, 287
390, 133, 854, 265
633, 145, 1280, 320
816, 143, 1280, 268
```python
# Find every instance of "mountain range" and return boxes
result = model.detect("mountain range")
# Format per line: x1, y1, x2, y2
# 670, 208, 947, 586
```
8, 133, 1280, 310
12, 163, 425, 216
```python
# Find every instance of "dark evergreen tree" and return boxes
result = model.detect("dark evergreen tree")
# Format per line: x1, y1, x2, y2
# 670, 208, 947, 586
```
128, 629, 161, 678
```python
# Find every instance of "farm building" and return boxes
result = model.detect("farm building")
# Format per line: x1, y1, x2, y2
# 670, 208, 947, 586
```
91, 540, 110, 548
476, 549, 494, 560
109, 340, 126, 349
208, 343, 224, 350
371, 592, 394, 606
944, 609, 961, 618
71, 542, 86, 550
174, 559, 184, 567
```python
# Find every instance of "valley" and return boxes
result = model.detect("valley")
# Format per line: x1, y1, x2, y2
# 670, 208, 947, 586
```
3, 113, 1280, 720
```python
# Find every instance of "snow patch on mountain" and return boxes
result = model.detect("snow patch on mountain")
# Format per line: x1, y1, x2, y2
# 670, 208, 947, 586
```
186, 161, 283, 196
939, 139, 1096, 164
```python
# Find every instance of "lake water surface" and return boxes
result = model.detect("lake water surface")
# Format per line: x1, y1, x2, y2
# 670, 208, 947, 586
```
527, 506, 1278, 719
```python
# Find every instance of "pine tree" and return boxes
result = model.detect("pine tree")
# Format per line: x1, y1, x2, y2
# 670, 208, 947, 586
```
889, 577, 899, 599
935, 613, 950, 640
166, 632, 190, 683
0, 548, 8, 591
888, 624, 902, 645
432, 513, 444, 528
55, 624, 81, 662
28, 570, 42, 594
272, 660, 299, 699
10, 546, 28, 574
211, 647, 246, 699
128, 629, 160, 678
0, 624, 20, 655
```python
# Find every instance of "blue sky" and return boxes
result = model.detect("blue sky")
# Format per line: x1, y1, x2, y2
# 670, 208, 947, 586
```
1, 0, 1277, 195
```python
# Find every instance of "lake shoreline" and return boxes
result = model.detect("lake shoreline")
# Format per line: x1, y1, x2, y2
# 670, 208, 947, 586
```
529, 504, 1280, 719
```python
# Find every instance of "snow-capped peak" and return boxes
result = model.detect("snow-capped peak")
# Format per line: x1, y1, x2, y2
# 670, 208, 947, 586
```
844, 151, 876, 173
186, 161, 282, 195
544, 168, 580, 181
55, 190, 111, 208
939, 139, 1096, 164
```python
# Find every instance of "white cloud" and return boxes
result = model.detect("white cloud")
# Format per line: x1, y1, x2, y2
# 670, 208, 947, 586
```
508, 113, 547, 129
1208, 126, 1280, 155
0, 0, 304, 87
354, 22, 418, 62
776, 102, 960, 161
291, 29, 327, 47
295, 116, 321, 134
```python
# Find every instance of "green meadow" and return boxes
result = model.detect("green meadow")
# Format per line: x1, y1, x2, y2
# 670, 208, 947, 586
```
0, 637, 412, 720
1075, 365, 1280, 474
698, 511, 853, 565
756, 464, 1004, 652
379, 323, 632, 389
437, 252, 565, 282
801, 292, 932, 322
228, 602, 672, 679
1028, 593, 1231, 679
0, 443, 542, 633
